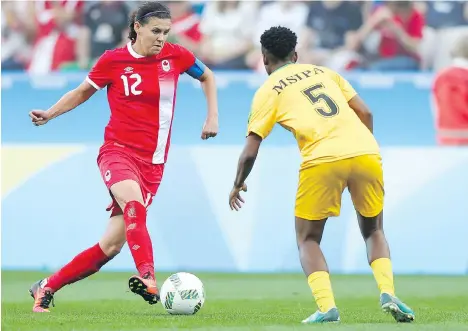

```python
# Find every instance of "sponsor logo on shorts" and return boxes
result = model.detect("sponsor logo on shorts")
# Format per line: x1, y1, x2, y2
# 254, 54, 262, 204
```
162, 60, 170, 72
127, 223, 136, 230
132, 245, 140, 251
124, 66, 134, 73
105, 170, 111, 182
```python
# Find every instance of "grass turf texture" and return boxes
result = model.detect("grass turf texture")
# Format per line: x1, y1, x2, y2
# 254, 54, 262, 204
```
2, 271, 467, 330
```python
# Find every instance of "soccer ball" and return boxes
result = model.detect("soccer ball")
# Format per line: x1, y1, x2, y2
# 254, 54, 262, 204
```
160, 272, 205, 315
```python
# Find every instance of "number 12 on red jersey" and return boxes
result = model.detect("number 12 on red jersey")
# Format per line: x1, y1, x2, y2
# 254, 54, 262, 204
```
121, 74, 142, 96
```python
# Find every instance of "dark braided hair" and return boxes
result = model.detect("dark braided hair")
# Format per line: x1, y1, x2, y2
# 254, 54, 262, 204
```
128, 2, 171, 42
260, 26, 297, 61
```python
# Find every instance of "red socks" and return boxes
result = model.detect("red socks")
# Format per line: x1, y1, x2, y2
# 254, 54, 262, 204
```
45, 200, 154, 293
124, 201, 155, 279
46, 243, 111, 292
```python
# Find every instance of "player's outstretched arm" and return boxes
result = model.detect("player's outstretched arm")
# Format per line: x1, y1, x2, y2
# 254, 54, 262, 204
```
348, 95, 374, 134
229, 133, 262, 211
186, 59, 219, 140
198, 67, 219, 140
29, 80, 98, 126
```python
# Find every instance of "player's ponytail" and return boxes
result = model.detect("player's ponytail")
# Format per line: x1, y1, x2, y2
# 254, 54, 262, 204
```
128, 11, 137, 42
127, 2, 172, 43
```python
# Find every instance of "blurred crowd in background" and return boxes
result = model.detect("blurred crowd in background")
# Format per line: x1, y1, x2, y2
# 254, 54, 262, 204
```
2, 0, 468, 74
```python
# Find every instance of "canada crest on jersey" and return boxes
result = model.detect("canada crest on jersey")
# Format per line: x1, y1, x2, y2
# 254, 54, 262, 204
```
162, 60, 171, 72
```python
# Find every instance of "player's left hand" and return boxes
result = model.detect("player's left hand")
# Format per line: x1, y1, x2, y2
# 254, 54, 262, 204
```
29, 109, 51, 126
229, 183, 248, 211
201, 116, 218, 140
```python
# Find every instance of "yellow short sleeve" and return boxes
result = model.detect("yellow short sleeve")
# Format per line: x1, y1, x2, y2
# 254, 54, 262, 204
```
246, 89, 277, 139
328, 70, 357, 102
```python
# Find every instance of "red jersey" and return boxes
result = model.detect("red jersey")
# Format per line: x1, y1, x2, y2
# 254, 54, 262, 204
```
379, 9, 424, 59
432, 60, 468, 145
87, 42, 196, 164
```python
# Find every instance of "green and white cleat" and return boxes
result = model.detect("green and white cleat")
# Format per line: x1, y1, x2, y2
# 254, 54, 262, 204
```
301, 307, 340, 324
380, 293, 415, 323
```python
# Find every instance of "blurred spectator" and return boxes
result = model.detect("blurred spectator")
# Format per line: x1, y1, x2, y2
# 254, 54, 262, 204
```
418, 1, 468, 70
420, 1, 468, 29
166, 1, 202, 55
432, 33, 468, 146
199, 1, 257, 69
1, 1, 35, 71
299, 1, 363, 70
247, 1, 308, 71
349, 1, 424, 71
28, 0, 84, 74
3, 0, 466, 73
74, 1, 129, 70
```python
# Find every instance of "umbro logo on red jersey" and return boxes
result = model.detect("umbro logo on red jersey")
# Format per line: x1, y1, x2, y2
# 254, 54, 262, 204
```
124, 67, 134, 74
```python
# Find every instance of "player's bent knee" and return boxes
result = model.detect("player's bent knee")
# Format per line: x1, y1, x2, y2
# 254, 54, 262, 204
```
110, 179, 145, 211
295, 217, 327, 245
122, 202, 148, 244
358, 211, 384, 239
99, 238, 125, 257
103, 243, 125, 257
297, 231, 322, 246
120, 200, 146, 218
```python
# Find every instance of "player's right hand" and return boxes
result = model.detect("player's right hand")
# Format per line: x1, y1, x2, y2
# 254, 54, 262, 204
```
229, 183, 248, 211
29, 109, 51, 126
201, 116, 218, 140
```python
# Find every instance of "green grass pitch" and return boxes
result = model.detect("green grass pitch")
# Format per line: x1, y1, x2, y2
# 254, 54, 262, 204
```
2, 271, 467, 330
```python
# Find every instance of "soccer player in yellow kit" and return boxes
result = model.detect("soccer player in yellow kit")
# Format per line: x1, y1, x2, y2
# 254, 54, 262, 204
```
228, 26, 415, 324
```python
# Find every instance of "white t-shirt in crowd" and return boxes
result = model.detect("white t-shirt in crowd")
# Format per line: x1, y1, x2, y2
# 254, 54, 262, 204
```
253, 2, 309, 47
199, 2, 258, 57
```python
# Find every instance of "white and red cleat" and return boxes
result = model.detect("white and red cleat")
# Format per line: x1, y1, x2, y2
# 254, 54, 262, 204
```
128, 272, 160, 305
29, 279, 55, 312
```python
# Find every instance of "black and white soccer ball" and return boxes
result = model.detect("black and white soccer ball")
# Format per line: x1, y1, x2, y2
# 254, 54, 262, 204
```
160, 272, 205, 315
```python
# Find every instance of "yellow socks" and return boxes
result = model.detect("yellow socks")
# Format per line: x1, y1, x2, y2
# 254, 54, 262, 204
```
307, 271, 336, 312
307, 260, 394, 313
371, 258, 395, 296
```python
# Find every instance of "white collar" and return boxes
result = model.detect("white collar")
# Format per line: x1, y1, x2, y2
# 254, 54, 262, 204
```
127, 42, 145, 59
452, 58, 468, 69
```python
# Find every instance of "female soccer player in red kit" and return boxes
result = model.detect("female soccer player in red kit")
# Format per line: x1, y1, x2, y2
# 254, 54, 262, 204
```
28, 2, 218, 313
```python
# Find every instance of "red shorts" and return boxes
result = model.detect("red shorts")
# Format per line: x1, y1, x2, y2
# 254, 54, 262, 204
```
97, 143, 164, 216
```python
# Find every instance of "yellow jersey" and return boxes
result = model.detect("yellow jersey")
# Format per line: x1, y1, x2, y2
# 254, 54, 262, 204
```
247, 63, 380, 170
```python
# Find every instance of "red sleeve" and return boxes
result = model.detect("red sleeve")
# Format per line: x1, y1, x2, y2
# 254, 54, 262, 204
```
174, 44, 196, 73
407, 10, 424, 39
86, 51, 113, 90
